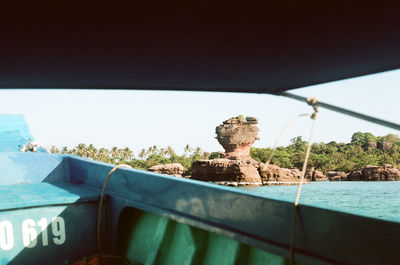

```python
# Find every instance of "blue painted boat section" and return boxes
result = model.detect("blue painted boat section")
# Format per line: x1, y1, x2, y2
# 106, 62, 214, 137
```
0, 115, 46, 152
0, 153, 68, 185
0, 151, 399, 264
0, 153, 105, 265
0, 183, 99, 211
0, 131, 27, 152
0, 115, 33, 142
66, 155, 400, 265
1, 202, 101, 265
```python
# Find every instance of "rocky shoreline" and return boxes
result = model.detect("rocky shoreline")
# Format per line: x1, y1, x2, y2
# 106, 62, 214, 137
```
147, 116, 400, 186
327, 164, 400, 181
148, 162, 400, 186
210, 181, 311, 187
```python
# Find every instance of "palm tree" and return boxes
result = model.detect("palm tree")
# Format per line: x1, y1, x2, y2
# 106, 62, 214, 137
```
184, 144, 192, 157
138, 148, 147, 159
148, 145, 158, 156
122, 147, 133, 161
76, 143, 87, 157
166, 146, 175, 157
98, 148, 110, 162
192, 146, 203, 160
61, 146, 69, 154
160, 148, 167, 156
111, 146, 120, 163
87, 144, 97, 159
50, 146, 59, 153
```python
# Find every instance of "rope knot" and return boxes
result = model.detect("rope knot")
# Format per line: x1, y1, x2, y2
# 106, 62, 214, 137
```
306, 97, 319, 120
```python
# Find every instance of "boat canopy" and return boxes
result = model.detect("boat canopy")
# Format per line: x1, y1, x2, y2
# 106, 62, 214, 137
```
1, 1, 399, 94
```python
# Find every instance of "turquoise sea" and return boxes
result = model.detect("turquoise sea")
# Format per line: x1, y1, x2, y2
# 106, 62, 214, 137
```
240, 182, 400, 222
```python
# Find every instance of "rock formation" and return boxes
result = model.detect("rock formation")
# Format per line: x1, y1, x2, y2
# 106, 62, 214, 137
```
346, 164, 400, 181
192, 116, 263, 185
148, 163, 184, 177
362, 141, 377, 151
377, 141, 392, 151
361, 164, 400, 181
347, 170, 363, 181
215, 116, 259, 160
191, 116, 303, 185
258, 164, 300, 183
290, 168, 301, 180
305, 167, 328, 181
191, 117, 400, 184
326, 171, 347, 181
191, 159, 262, 183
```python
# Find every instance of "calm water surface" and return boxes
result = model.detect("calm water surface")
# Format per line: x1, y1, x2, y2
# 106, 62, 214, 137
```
240, 182, 400, 222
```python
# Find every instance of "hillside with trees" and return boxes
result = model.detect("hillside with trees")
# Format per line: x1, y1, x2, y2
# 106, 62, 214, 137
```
51, 132, 400, 175
250, 132, 400, 173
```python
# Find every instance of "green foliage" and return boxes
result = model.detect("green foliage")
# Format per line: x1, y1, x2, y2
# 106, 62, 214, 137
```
55, 143, 209, 176
251, 132, 400, 173
54, 132, 400, 175
351, 132, 377, 145
237, 115, 245, 121
209, 152, 221, 159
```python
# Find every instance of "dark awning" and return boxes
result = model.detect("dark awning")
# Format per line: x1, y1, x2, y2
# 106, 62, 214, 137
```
1, 1, 399, 94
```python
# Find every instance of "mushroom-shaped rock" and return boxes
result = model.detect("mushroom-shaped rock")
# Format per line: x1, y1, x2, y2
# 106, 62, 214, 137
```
215, 116, 259, 160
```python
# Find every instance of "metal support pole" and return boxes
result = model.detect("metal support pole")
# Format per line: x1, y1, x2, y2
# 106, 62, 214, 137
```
281, 92, 400, 131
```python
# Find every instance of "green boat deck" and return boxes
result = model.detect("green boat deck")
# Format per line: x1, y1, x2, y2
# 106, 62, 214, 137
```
117, 208, 297, 265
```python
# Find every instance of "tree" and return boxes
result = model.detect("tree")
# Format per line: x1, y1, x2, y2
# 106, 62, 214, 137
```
351, 132, 377, 145
121, 147, 133, 162
53, 130, 400, 175
97, 148, 110, 162
61, 146, 69, 153
50, 146, 59, 153
184, 144, 192, 157
166, 146, 175, 157
138, 148, 147, 159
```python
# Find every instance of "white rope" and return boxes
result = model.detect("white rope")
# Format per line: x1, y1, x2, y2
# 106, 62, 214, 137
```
294, 117, 318, 206
265, 113, 310, 167
73, 164, 132, 265
290, 97, 319, 264
97, 164, 132, 254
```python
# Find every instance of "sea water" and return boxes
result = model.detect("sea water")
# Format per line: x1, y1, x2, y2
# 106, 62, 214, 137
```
240, 182, 400, 222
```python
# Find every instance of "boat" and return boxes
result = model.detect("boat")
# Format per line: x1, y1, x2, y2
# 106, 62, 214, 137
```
1, 2, 400, 264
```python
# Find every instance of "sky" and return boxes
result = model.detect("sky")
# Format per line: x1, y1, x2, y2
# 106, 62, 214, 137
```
0, 69, 399, 156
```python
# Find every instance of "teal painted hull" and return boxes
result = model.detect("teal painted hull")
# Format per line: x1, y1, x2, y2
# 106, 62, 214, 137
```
0, 152, 399, 264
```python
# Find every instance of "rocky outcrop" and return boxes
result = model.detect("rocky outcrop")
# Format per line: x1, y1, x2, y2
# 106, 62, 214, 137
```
346, 165, 400, 181
377, 141, 392, 151
192, 116, 302, 185
191, 116, 264, 185
326, 171, 347, 181
258, 164, 299, 183
361, 164, 400, 181
148, 163, 184, 177
191, 159, 303, 185
191, 159, 262, 184
215, 116, 259, 160
305, 167, 328, 181
191, 116, 322, 186
362, 141, 377, 151
347, 170, 362, 181
290, 168, 301, 180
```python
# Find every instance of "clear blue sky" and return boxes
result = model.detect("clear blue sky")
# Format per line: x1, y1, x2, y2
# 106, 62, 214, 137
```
0, 69, 399, 156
